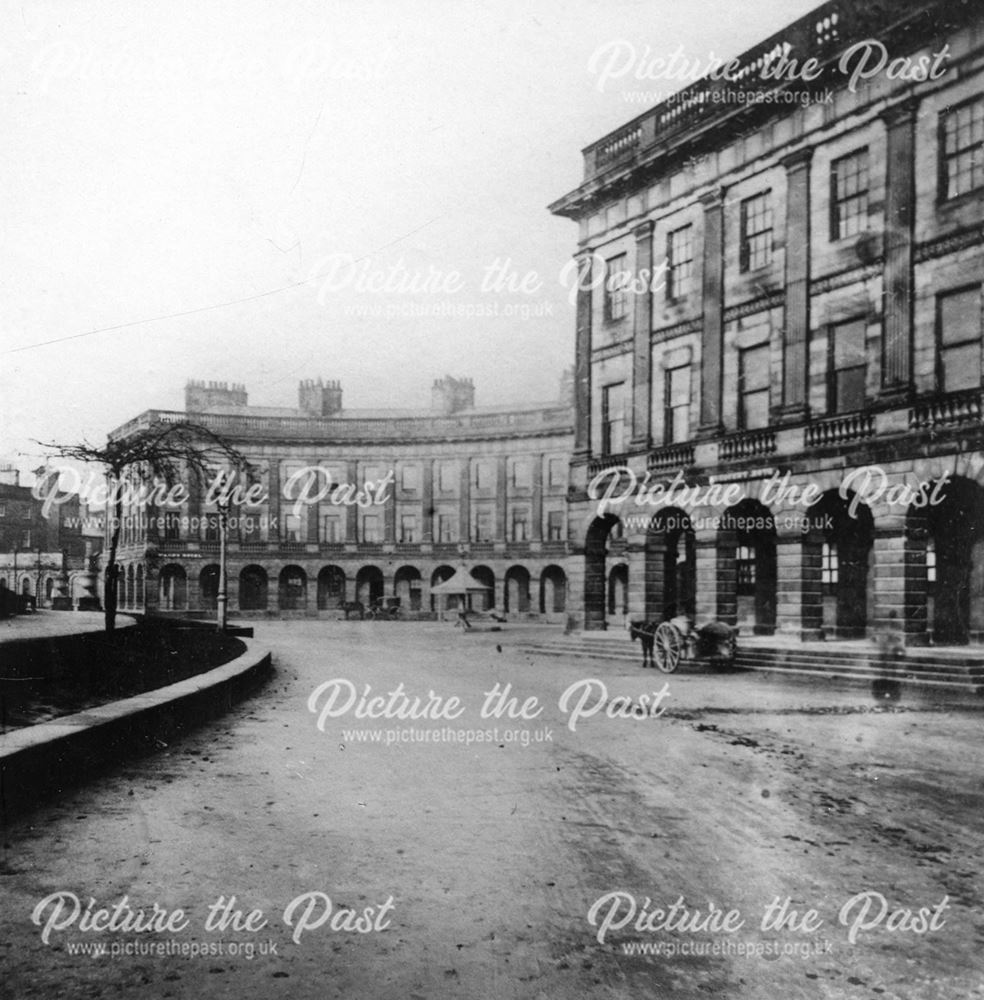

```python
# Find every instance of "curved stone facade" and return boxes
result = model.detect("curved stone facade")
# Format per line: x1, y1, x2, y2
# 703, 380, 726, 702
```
108, 377, 574, 622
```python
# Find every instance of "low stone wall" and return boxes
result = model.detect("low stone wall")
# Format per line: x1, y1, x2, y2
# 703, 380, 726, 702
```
0, 639, 271, 817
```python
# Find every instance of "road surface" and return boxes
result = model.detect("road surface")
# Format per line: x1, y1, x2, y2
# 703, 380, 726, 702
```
2, 622, 983, 999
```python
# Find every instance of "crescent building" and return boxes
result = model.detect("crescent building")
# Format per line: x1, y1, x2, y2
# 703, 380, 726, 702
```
108, 376, 573, 620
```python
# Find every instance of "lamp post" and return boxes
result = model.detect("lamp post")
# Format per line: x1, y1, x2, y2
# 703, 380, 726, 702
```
216, 499, 229, 632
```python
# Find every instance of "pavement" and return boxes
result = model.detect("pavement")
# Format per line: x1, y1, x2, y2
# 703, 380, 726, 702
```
0, 610, 137, 643
1, 621, 983, 999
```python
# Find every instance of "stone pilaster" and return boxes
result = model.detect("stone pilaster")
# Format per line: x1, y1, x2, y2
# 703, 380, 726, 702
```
694, 540, 718, 624
460, 461, 471, 543
631, 221, 654, 450
626, 543, 646, 621
345, 461, 358, 543
307, 461, 321, 544
715, 535, 738, 626
268, 461, 281, 544
881, 100, 918, 395
871, 529, 907, 636
384, 461, 397, 544
698, 188, 725, 434
642, 538, 664, 621
775, 535, 823, 639
779, 148, 812, 420
902, 530, 929, 645
421, 459, 434, 543
573, 252, 593, 458
495, 456, 508, 541
567, 545, 586, 629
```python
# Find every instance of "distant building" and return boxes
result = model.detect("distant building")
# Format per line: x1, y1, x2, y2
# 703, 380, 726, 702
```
551, 0, 984, 643
108, 376, 574, 619
0, 465, 101, 606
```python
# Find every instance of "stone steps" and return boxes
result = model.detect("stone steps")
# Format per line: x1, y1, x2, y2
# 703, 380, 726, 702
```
511, 635, 984, 694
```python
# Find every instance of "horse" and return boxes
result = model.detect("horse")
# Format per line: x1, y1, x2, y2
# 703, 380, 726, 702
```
628, 620, 658, 668
629, 614, 696, 669
340, 600, 365, 620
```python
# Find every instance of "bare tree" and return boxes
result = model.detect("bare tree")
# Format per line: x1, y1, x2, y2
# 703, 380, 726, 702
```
39, 421, 249, 633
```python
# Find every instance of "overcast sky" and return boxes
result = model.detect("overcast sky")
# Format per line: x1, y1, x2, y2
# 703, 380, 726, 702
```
1, 0, 820, 477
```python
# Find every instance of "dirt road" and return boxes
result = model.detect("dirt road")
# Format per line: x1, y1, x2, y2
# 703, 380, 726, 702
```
2, 622, 982, 999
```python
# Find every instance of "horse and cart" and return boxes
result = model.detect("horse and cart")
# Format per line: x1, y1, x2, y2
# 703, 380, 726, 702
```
628, 615, 737, 672
339, 597, 403, 621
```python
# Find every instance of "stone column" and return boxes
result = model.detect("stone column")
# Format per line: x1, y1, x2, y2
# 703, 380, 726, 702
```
186, 569, 200, 612
460, 461, 471, 544
631, 221, 654, 450
642, 538, 663, 621
422, 459, 434, 543
567, 545, 586, 630
881, 100, 918, 395
496, 456, 508, 542
694, 539, 718, 624
187, 472, 202, 540
871, 527, 908, 639
493, 573, 505, 612
698, 188, 725, 434
307, 461, 321, 544
345, 461, 358, 543
573, 252, 594, 458
775, 534, 823, 639
903, 529, 929, 646
384, 460, 397, 544
780, 148, 812, 420
268, 460, 281, 545
715, 531, 738, 626
531, 456, 543, 542
626, 543, 646, 621
227, 563, 239, 613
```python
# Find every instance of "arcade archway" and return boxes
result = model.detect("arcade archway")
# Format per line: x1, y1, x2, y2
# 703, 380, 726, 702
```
644, 506, 695, 620
584, 514, 621, 630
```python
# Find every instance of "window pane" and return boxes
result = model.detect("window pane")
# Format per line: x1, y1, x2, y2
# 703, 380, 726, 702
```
605, 254, 629, 320
831, 149, 869, 240
667, 225, 694, 299
835, 366, 867, 412
741, 345, 770, 391
940, 287, 981, 346
941, 343, 981, 391
475, 511, 493, 541
740, 192, 772, 271
671, 404, 690, 442
833, 320, 866, 368
602, 382, 625, 454
668, 366, 689, 406
943, 100, 984, 198
742, 389, 770, 429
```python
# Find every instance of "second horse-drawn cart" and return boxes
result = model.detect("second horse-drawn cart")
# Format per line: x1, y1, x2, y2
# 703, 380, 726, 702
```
629, 616, 737, 672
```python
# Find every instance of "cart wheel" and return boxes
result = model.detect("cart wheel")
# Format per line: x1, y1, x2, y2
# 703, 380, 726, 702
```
654, 622, 682, 673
